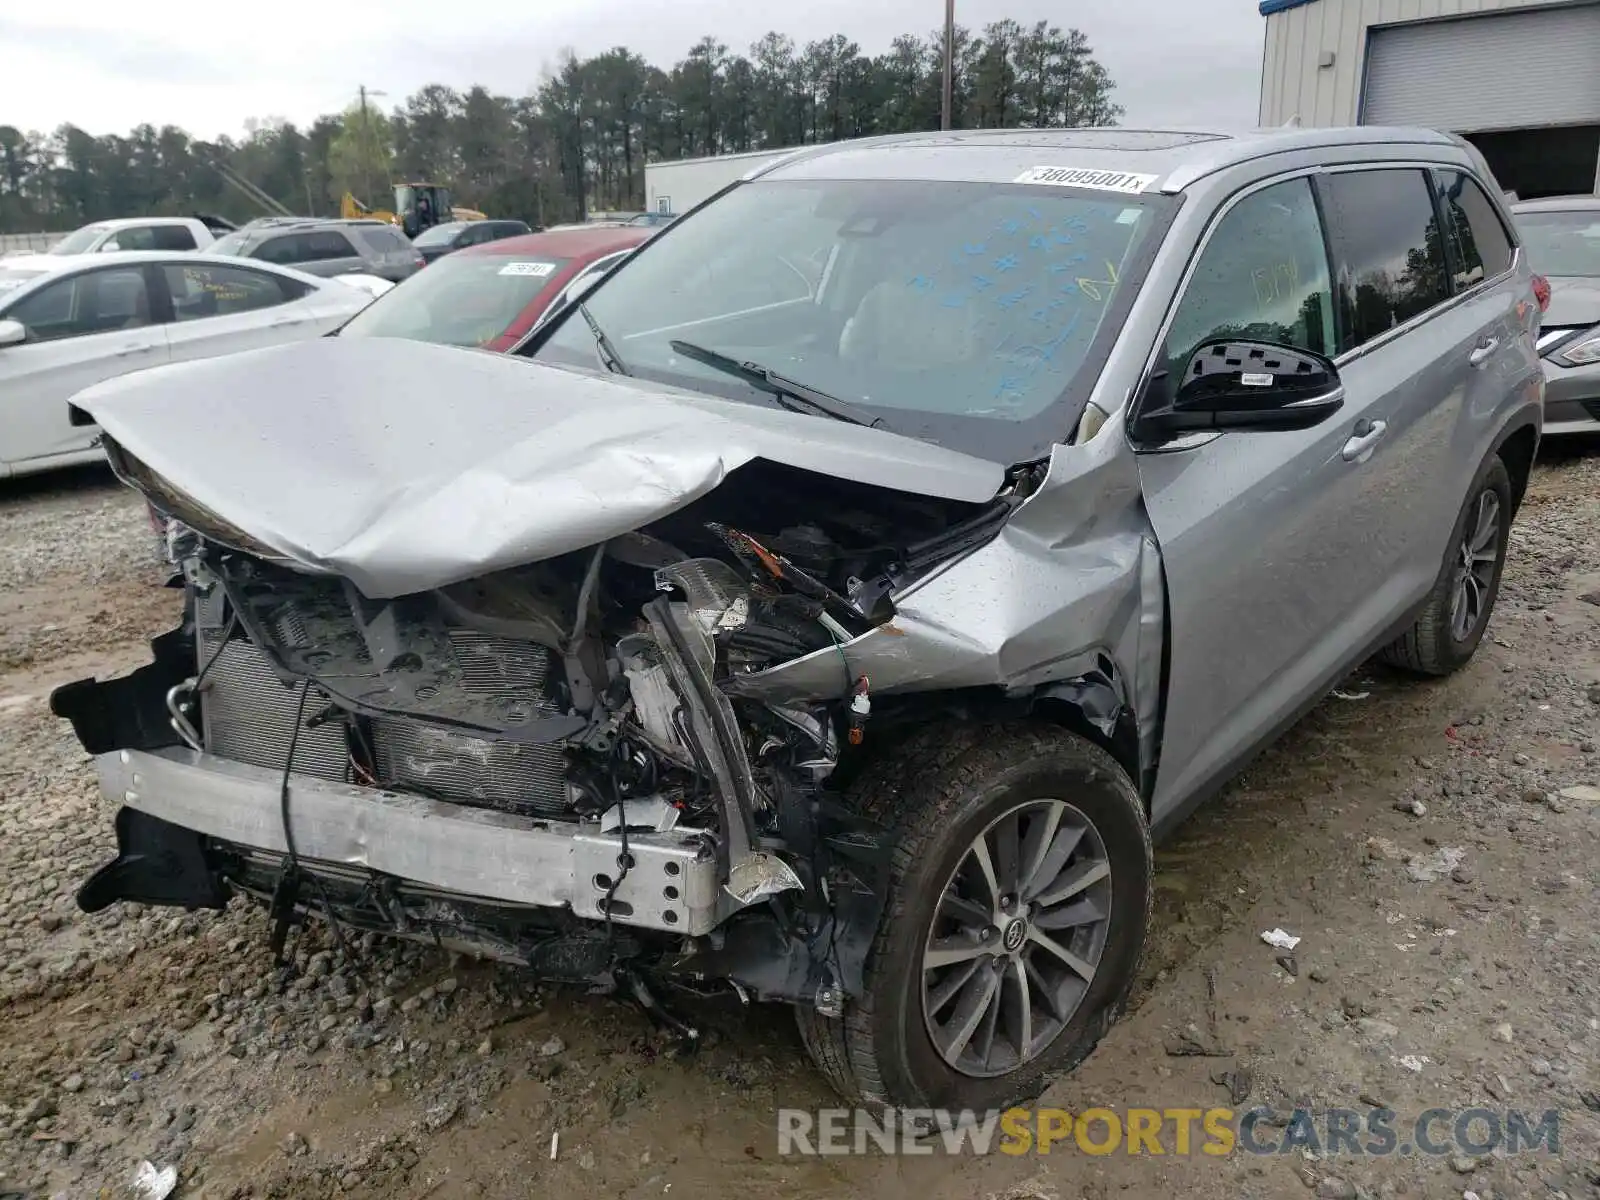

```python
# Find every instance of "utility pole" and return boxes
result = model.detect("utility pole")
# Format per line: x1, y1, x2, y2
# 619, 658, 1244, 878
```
941, 0, 955, 131
357, 85, 387, 206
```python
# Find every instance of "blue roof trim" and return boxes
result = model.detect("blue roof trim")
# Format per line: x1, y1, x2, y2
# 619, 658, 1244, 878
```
1260, 0, 1318, 14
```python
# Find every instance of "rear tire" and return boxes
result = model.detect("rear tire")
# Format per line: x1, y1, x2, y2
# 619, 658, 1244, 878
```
796, 723, 1150, 1111
1378, 455, 1513, 677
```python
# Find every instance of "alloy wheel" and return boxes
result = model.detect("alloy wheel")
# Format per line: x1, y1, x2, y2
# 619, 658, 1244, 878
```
921, 799, 1113, 1079
1449, 488, 1501, 642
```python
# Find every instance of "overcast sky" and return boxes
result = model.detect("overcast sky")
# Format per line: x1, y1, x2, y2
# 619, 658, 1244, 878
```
0, 0, 1264, 140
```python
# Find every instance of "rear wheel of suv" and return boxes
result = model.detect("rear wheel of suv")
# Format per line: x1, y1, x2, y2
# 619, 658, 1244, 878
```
797, 724, 1150, 1111
1378, 455, 1513, 677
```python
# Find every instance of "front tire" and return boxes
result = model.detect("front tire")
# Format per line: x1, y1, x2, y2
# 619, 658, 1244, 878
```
1379, 455, 1513, 677
797, 724, 1151, 1111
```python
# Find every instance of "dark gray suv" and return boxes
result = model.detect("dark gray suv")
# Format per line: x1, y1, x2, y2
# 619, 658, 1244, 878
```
209, 219, 424, 283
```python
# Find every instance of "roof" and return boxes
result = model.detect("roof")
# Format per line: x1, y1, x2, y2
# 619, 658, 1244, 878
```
0, 250, 336, 287
648, 147, 795, 170
755, 125, 1462, 194
1511, 194, 1600, 214
459, 226, 652, 259
1259, 0, 1317, 14
79, 216, 204, 229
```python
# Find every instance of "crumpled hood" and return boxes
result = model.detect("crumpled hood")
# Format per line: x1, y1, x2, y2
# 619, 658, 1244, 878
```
1544, 277, 1600, 329
75, 337, 1007, 598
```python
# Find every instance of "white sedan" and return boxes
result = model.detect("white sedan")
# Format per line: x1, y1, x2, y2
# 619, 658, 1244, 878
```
0, 252, 379, 479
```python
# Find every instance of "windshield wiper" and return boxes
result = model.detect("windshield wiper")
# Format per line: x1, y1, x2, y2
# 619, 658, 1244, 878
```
667, 339, 884, 429
580, 303, 630, 375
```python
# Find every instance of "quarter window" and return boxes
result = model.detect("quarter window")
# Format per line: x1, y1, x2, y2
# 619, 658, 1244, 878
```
359, 227, 410, 253
7, 267, 153, 341
1317, 169, 1450, 352
1164, 176, 1336, 375
1434, 170, 1515, 289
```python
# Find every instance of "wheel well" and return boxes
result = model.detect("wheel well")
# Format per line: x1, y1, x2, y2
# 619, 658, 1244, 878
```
841, 683, 1142, 810
1029, 695, 1141, 793
1496, 422, 1537, 514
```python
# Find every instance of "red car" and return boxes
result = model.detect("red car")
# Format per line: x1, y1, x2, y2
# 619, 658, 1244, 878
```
334, 225, 654, 353
148, 225, 656, 564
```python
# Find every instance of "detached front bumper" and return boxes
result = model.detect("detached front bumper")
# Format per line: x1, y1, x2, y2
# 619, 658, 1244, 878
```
86, 747, 725, 935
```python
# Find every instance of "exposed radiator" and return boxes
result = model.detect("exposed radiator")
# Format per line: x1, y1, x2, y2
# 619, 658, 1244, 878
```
196, 602, 571, 817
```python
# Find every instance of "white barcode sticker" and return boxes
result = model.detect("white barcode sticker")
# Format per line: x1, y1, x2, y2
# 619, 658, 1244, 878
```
498, 261, 556, 277
1013, 166, 1160, 194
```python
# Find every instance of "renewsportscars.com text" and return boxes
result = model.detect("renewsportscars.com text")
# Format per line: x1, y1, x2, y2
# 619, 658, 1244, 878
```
777, 1106, 1561, 1158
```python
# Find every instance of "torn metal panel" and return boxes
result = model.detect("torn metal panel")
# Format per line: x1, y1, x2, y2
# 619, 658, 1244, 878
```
74, 337, 1007, 599
726, 435, 1163, 747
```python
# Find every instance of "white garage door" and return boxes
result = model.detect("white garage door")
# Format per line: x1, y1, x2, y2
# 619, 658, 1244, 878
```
1362, 3, 1600, 132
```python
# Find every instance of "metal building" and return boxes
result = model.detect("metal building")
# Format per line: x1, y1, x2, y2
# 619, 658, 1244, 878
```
1258, 0, 1600, 198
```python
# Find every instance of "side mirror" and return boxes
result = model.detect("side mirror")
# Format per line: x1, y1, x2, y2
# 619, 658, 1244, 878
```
1136, 339, 1344, 439
0, 318, 26, 348
101, 239, 120, 252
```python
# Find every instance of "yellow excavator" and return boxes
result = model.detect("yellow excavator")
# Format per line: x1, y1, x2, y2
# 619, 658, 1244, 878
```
340, 183, 487, 236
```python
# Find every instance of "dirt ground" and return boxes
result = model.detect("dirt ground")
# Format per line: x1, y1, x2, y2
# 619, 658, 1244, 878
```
1, 448, 1598, 1200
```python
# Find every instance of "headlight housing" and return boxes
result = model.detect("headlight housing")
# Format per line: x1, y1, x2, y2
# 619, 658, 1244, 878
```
1559, 334, 1600, 367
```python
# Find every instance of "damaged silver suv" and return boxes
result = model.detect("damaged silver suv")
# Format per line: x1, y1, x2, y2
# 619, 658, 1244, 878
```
56, 127, 1545, 1113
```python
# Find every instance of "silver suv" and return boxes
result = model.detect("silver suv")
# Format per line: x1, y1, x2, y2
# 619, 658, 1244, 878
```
208, 218, 424, 283
55, 127, 1543, 1113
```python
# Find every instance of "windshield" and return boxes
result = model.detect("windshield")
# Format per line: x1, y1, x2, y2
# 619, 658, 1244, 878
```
1517, 209, 1600, 278
207, 230, 254, 257
50, 226, 110, 255
532, 177, 1172, 462
337, 253, 571, 347
414, 223, 464, 247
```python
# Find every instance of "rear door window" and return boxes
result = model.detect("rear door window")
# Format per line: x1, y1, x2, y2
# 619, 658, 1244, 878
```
1433, 170, 1515, 289
162, 263, 300, 320
149, 225, 199, 252
1316, 169, 1451, 352
358, 227, 410, 255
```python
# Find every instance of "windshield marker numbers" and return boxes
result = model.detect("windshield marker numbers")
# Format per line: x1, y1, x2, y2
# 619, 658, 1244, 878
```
1014, 167, 1159, 194
498, 261, 556, 277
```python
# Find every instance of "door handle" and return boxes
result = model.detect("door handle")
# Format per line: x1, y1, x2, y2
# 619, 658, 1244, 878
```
1341, 418, 1388, 462
1469, 338, 1499, 368
114, 343, 156, 357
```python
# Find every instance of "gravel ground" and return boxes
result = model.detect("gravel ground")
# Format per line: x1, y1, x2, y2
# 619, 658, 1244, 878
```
0, 450, 1597, 1200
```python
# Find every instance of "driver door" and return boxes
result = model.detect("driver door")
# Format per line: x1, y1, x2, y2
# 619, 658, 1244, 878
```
1135, 173, 1405, 822
0, 265, 169, 471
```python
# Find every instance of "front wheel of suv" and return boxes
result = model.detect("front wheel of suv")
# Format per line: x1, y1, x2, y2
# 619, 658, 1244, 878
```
1378, 454, 1514, 677
797, 724, 1151, 1111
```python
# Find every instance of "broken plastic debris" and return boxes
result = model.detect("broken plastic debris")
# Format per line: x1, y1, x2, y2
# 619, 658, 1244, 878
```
599, 797, 680, 834
1260, 928, 1300, 950
725, 851, 803, 905
1405, 846, 1465, 883
550, 1131, 559, 1160
1396, 1054, 1430, 1072
131, 1160, 178, 1200
1332, 689, 1371, 701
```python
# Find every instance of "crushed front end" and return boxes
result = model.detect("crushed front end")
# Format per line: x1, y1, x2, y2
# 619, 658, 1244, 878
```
56, 444, 1018, 1012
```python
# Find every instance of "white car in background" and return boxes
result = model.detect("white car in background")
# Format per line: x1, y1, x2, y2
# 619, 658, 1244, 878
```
2, 217, 227, 266
0, 252, 381, 479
